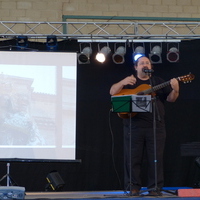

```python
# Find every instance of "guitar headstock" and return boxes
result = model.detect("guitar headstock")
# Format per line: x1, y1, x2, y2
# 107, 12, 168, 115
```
178, 73, 195, 83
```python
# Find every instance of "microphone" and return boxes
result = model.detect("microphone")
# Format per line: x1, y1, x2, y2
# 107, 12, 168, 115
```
142, 67, 154, 73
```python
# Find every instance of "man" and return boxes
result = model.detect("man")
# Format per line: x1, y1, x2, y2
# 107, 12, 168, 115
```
110, 56, 179, 196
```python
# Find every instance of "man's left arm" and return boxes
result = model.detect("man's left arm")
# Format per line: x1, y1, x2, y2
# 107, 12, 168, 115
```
167, 78, 179, 102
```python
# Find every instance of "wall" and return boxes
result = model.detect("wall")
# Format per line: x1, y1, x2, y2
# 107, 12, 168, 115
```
0, 0, 200, 22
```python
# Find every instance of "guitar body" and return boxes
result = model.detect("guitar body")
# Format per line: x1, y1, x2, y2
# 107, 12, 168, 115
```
113, 84, 151, 96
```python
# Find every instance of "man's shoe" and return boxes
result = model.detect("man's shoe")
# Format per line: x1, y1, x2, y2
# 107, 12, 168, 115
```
131, 189, 140, 196
148, 190, 162, 196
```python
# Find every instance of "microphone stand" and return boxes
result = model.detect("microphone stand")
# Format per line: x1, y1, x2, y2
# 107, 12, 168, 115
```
149, 74, 159, 193
139, 72, 160, 196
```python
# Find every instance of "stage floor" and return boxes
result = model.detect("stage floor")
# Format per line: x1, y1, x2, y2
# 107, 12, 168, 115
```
24, 188, 200, 200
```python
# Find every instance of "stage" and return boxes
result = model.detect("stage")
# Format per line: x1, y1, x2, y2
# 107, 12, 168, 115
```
24, 188, 200, 200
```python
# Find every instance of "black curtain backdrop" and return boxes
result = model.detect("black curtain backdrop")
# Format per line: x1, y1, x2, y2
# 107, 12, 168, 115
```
0, 38, 199, 191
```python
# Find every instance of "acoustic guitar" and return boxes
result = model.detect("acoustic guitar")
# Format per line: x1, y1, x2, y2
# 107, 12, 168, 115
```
112, 73, 195, 119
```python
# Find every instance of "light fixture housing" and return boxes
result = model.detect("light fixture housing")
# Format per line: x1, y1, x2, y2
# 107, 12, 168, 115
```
112, 44, 126, 64
46, 35, 58, 51
166, 43, 179, 63
149, 43, 162, 64
46, 171, 65, 191
96, 44, 111, 63
16, 36, 28, 50
78, 43, 92, 64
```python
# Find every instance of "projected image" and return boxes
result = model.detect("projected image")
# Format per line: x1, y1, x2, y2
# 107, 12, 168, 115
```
0, 51, 77, 160
0, 66, 56, 146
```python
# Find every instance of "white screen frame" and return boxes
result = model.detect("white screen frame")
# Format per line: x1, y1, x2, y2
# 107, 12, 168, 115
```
0, 51, 77, 161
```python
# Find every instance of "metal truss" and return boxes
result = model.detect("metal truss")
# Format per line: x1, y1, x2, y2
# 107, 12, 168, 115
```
1, 21, 200, 40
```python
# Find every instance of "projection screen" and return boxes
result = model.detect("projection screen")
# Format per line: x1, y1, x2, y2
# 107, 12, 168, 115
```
0, 51, 77, 161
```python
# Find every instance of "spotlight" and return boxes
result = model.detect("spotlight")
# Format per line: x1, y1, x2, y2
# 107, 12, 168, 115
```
46, 35, 58, 51
16, 36, 28, 50
46, 171, 65, 191
78, 43, 92, 64
112, 45, 126, 64
133, 44, 145, 63
167, 43, 179, 63
96, 44, 111, 63
149, 43, 162, 64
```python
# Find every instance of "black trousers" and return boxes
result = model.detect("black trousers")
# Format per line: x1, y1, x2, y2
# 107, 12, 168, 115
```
123, 123, 166, 191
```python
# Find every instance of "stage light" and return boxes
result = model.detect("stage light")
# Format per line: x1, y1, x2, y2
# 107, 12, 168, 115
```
96, 45, 111, 63
112, 45, 126, 64
16, 36, 28, 50
149, 43, 162, 64
167, 43, 179, 63
78, 43, 92, 64
46, 171, 65, 191
133, 45, 145, 63
46, 35, 58, 51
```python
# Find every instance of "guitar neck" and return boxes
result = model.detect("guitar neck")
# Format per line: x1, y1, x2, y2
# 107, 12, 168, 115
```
143, 79, 173, 95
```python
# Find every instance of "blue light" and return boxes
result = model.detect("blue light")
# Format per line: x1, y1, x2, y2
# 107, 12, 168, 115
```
16, 36, 28, 50
133, 53, 145, 62
133, 45, 145, 63
46, 35, 58, 51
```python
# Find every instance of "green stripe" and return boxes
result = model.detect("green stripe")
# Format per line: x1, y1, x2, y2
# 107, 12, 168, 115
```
62, 15, 200, 21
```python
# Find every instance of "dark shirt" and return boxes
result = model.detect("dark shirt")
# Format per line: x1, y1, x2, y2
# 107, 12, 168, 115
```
123, 76, 172, 128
